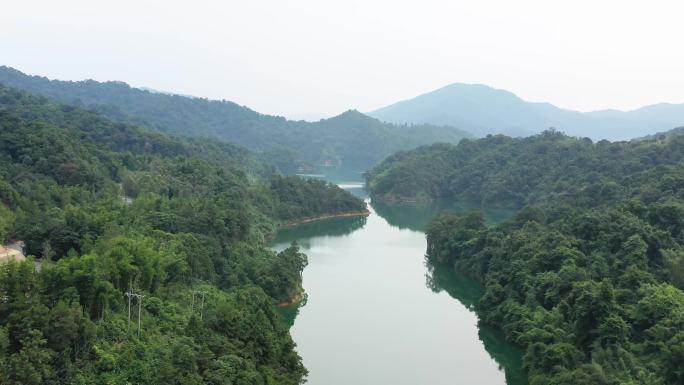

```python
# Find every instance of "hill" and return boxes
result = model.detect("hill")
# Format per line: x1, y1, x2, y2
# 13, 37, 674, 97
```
366, 130, 684, 206
369, 83, 684, 140
0, 66, 471, 175
638, 126, 684, 141
367, 130, 684, 384
0, 84, 368, 384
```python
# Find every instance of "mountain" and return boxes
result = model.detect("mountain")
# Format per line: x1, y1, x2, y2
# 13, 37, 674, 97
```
369, 83, 684, 140
0, 84, 371, 384
411, 134, 684, 385
0, 66, 471, 175
366, 129, 684, 384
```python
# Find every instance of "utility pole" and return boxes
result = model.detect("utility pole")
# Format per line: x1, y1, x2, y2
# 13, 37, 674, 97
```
191, 290, 207, 320
125, 292, 132, 327
137, 294, 144, 334
125, 292, 145, 334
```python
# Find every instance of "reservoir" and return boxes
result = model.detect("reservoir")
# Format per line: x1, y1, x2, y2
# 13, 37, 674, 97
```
272, 184, 527, 385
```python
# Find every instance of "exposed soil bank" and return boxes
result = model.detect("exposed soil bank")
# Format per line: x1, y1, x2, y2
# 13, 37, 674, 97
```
368, 192, 430, 204
278, 210, 370, 228
276, 286, 305, 307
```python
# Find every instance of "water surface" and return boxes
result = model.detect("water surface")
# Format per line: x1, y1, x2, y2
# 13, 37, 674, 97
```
273, 192, 526, 385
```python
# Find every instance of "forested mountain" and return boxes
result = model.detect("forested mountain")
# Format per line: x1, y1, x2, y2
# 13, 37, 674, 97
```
639, 126, 684, 141
368, 130, 684, 384
368, 83, 684, 140
0, 85, 367, 384
0, 66, 471, 175
367, 130, 684, 206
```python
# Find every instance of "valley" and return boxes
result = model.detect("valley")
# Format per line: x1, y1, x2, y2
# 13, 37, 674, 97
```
272, 193, 525, 385
1, 64, 684, 385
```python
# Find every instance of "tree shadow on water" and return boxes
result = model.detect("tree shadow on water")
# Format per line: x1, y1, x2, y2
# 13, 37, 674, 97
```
272, 215, 367, 250
426, 262, 529, 385
372, 199, 517, 232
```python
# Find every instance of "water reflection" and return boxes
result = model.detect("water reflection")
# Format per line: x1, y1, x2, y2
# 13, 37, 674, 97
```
273, 215, 367, 251
426, 263, 528, 385
371, 200, 517, 232
373, 198, 527, 384
278, 296, 306, 328
272, 191, 527, 385
274, 208, 368, 327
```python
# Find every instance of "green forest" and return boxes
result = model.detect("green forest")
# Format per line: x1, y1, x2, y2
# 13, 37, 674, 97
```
0, 84, 367, 384
369, 130, 684, 384
4, 66, 684, 385
367, 130, 684, 206
5, 2, 684, 384
0, 66, 471, 175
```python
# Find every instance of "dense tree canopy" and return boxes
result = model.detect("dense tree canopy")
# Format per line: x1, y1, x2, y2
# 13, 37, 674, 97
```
367, 130, 684, 207
374, 130, 684, 384
427, 202, 684, 384
0, 66, 471, 175
0, 85, 367, 384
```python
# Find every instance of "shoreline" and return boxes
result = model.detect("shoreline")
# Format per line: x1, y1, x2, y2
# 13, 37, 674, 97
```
276, 286, 306, 307
370, 193, 521, 210
368, 192, 429, 204
373, 196, 425, 204
278, 210, 370, 228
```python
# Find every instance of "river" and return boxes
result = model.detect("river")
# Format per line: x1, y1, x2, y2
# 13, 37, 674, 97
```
272, 183, 527, 385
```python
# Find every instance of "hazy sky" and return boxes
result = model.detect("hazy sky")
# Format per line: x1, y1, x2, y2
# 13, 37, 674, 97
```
2, 0, 683, 119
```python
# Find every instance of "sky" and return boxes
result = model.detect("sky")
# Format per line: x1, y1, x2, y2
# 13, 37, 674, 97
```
1, 0, 683, 120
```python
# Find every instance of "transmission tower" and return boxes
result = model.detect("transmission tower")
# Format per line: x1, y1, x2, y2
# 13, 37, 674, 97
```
191, 290, 207, 320
125, 292, 145, 334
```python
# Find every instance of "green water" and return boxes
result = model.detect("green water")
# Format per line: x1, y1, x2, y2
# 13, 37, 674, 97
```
272, 193, 527, 385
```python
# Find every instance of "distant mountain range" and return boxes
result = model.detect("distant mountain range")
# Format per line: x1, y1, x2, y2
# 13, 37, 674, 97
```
5, 65, 681, 172
0, 66, 470, 176
369, 83, 684, 140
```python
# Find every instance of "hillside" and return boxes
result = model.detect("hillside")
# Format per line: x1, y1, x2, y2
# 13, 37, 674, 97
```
367, 130, 684, 207
638, 126, 684, 141
426, 200, 684, 384
0, 85, 367, 384
369, 83, 684, 140
367, 129, 684, 384
0, 66, 471, 175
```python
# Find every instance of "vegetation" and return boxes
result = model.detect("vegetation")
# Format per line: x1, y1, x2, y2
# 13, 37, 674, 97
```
370, 130, 684, 384
427, 204, 684, 384
0, 84, 366, 384
368, 130, 684, 206
0, 66, 471, 174
7, 62, 684, 384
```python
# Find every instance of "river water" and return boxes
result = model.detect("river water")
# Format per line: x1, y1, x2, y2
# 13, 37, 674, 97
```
272, 183, 527, 385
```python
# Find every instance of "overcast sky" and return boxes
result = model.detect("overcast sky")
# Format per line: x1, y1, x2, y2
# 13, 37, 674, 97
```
1, 0, 683, 119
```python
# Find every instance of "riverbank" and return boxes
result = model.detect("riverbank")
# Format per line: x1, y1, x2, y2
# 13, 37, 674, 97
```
370, 193, 524, 212
368, 191, 433, 204
278, 210, 370, 228
276, 284, 306, 307
271, 203, 525, 385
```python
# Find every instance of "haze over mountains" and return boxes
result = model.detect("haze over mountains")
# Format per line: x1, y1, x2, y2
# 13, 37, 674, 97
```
0, 66, 470, 177
369, 83, 684, 140
4, 64, 684, 177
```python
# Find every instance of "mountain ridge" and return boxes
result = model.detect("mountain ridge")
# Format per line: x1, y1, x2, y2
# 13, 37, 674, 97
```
369, 82, 684, 140
0, 66, 471, 175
